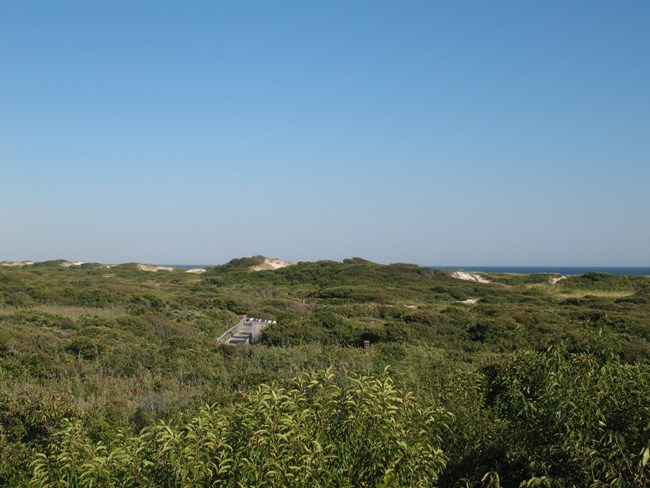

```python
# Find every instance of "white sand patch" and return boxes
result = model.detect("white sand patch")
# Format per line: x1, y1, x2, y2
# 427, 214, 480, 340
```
251, 257, 294, 271
451, 271, 491, 283
137, 264, 174, 272
404, 305, 418, 309
61, 261, 86, 267
550, 276, 566, 284
0, 261, 34, 267
460, 298, 480, 305
137, 264, 157, 272
185, 268, 206, 274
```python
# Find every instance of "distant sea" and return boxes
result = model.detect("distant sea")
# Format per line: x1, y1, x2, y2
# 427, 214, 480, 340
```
163, 264, 213, 269
432, 266, 650, 276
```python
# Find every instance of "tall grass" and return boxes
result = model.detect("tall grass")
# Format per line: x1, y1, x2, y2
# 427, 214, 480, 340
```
0, 305, 126, 320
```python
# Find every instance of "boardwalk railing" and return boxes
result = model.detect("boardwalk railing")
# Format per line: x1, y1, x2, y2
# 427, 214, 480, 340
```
216, 316, 247, 344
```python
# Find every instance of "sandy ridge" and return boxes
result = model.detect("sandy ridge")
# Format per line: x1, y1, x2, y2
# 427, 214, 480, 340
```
251, 257, 294, 271
451, 271, 491, 283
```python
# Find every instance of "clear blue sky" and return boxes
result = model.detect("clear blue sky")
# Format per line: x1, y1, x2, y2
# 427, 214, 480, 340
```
1, 1, 649, 265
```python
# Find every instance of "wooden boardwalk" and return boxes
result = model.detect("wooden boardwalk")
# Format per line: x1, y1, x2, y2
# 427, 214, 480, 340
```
217, 316, 275, 345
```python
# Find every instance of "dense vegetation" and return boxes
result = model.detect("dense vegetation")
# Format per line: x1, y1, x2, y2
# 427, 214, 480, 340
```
1, 258, 648, 486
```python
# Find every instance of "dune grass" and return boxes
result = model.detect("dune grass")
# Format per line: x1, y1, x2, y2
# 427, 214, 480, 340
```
554, 290, 635, 299
0, 304, 127, 320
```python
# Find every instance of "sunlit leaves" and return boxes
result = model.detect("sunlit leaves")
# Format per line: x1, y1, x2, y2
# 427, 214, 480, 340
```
30, 369, 448, 487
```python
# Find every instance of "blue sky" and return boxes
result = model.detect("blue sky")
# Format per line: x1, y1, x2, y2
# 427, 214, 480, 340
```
1, 1, 649, 265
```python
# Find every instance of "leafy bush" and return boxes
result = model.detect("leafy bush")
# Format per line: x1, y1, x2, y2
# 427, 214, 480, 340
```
486, 348, 650, 486
31, 370, 450, 487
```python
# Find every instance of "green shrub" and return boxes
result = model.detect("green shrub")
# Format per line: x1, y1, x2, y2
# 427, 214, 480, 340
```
31, 369, 450, 487
487, 348, 650, 486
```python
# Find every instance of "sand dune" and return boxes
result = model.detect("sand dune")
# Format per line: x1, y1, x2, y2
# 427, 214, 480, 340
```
451, 271, 491, 283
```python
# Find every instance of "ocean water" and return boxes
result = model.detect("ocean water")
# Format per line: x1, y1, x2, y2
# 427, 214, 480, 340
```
432, 266, 650, 276
164, 264, 213, 269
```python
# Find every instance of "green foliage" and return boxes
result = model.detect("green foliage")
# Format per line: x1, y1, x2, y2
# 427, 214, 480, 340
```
30, 370, 449, 487
0, 259, 648, 485
486, 348, 650, 486
0, 386, 83, 486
